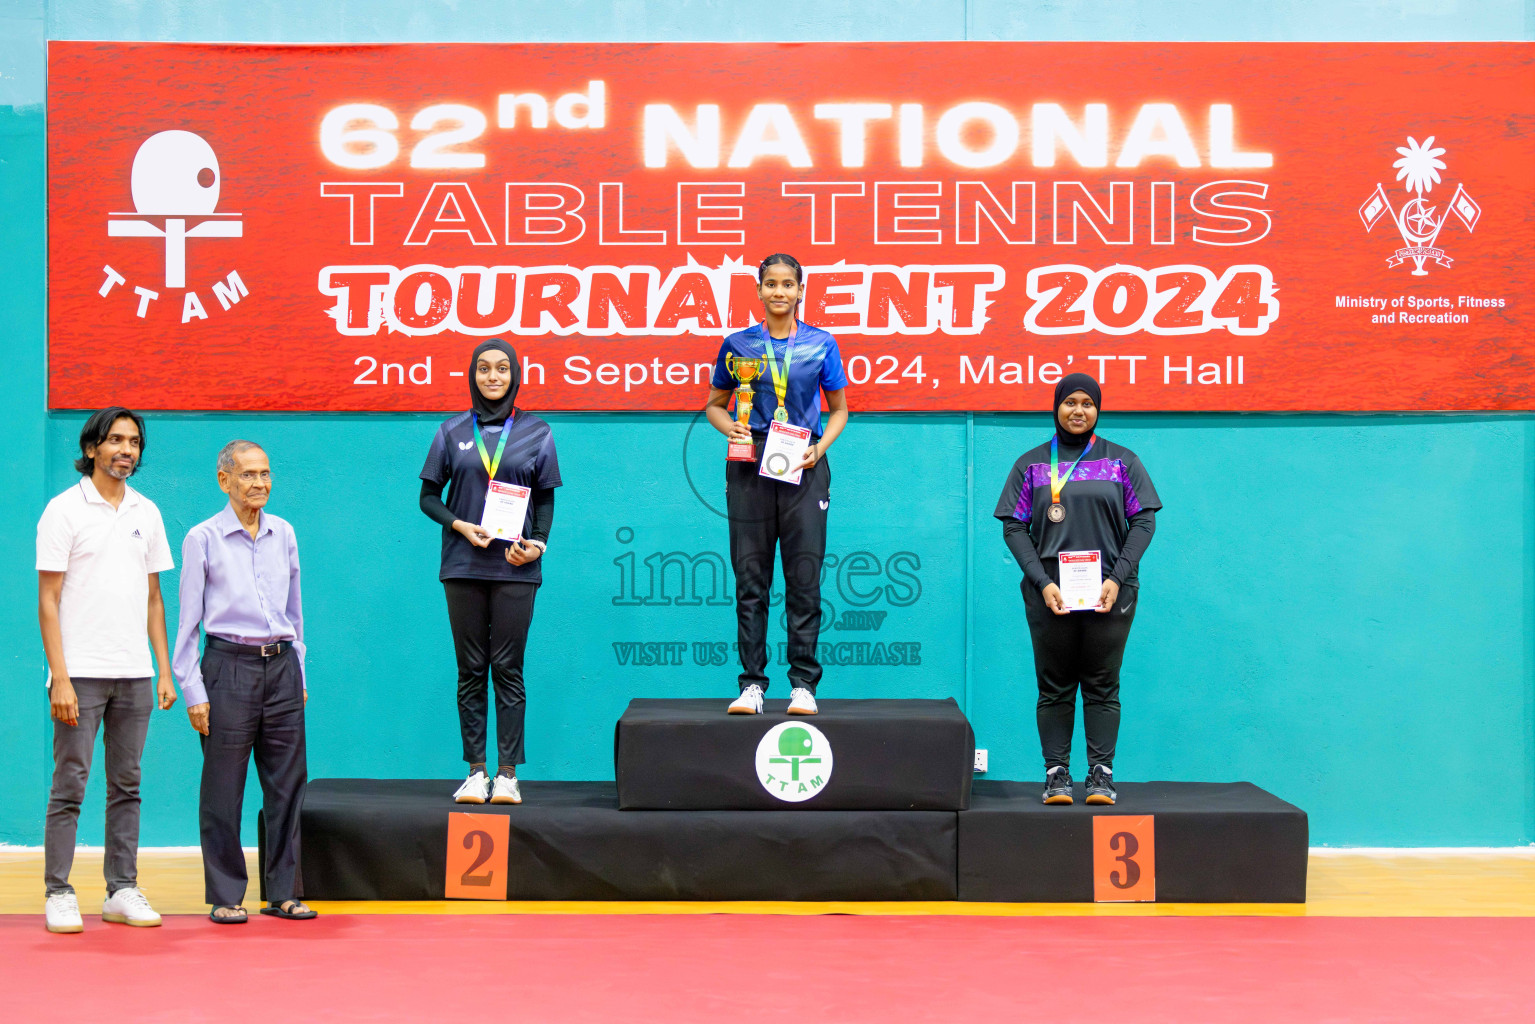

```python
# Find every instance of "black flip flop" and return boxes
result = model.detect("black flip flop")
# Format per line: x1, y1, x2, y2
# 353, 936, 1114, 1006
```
260, 899, 318, 920
209, 905, 247, 924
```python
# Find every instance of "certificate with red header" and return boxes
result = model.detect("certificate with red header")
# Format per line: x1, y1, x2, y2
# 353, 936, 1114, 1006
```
1058, 550, 1103, 611
759, 422, 812, 485
480, 481, 531, 541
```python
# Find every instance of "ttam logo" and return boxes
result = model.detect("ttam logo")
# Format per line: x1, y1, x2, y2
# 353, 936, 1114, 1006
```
754, 722, 833, 803
99, 130, 250, 324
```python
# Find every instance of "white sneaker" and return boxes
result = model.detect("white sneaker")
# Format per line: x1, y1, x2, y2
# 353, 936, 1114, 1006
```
787, 687, 819, 715
45, 892, 83, 934
490, 773, 522, 804
102, 886, 162, 927
453, 770, 490, 804
728, 683, 764, 715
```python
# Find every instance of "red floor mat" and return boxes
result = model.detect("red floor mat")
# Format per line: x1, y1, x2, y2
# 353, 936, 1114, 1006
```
3, 914, 1529, 1023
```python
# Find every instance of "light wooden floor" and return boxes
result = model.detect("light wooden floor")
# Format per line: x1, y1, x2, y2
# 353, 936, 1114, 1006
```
3, 848, 1532, 916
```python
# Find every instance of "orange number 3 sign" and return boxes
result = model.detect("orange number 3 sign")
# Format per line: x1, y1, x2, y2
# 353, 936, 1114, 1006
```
445, 811, 510, 900
1093, 815, 1155, 902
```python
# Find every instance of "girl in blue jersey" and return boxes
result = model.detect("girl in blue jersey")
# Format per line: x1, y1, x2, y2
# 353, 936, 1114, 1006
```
420, 339, 562, 805
993, 373, 1161, 806
705, 254, 849, 716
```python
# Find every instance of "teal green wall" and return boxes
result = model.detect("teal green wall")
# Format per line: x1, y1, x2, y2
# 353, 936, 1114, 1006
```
3, 1, 1532, 848
1, 0, 48, 850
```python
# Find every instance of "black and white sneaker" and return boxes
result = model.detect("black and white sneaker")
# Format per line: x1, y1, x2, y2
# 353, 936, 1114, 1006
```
1042, 766, 1073, 805
1085, 765, 1116, 805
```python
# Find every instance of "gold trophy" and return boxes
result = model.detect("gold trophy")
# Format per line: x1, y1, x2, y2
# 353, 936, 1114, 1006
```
724, 353, 767, 462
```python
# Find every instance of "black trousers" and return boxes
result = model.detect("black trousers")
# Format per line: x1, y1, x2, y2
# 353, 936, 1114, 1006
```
1021, 577, 1138, 772
444, 579, 537, 767
199, 644, 306, 907
726, 453, 830, 694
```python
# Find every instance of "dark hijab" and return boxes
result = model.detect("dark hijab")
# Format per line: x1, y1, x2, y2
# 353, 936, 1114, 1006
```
470, 339, 520, 426
1053, 372, 1101, 443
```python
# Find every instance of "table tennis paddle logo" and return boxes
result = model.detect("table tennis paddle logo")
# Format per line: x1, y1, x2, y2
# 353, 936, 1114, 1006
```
99, 130, 250, 324
1358, 135, 1481, 276
755, 722, 833, 802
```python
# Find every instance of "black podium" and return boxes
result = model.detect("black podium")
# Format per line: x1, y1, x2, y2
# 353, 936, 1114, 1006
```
614, 698, 975, 810
958, 780, 1309, 902
295, 779, 957, 901
287, 698, 1309, 903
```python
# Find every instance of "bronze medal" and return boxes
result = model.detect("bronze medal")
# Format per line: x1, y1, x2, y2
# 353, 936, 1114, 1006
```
1048, 435, 1094, 528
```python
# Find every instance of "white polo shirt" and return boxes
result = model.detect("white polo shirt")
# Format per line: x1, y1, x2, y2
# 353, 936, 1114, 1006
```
36, 476, 175, 681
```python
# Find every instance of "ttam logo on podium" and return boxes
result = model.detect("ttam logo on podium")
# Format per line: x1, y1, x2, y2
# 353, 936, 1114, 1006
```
99, 130, 250, 324
755, 722, 833, 803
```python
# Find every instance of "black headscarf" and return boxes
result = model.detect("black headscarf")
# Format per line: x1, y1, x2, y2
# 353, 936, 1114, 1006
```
1053, 372, 1101, 442
469, 339, 520, 426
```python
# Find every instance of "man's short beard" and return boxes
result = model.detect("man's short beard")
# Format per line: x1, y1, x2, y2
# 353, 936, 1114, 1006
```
103, 460, 134, 480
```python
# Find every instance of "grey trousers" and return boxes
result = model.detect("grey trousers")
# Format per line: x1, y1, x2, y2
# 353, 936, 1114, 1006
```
199, 644, 307, 907
44, 676, 154, 896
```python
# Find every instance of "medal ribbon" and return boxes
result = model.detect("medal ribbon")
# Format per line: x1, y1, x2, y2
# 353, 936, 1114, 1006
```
1049, 433, 1097, 505
762, 321, 798, 416
473, 413, 512, 481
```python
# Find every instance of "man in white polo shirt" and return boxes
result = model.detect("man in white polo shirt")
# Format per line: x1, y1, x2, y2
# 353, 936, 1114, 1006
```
36, 407, 177, 934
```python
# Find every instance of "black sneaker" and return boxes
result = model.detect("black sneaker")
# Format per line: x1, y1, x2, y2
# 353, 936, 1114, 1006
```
1042, 766, 1073, 805
1085, 765, 1116, 805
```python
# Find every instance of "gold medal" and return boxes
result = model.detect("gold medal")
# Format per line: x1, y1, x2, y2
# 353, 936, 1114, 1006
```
763, 326, 796, 428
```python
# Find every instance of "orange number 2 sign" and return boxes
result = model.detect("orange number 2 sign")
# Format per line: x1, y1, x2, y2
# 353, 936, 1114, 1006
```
1093, 815, 1155, 902
445, 811, 510, 900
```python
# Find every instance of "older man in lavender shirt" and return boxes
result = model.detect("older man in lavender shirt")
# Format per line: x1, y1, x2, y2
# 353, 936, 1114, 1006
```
173, 440, 316, 924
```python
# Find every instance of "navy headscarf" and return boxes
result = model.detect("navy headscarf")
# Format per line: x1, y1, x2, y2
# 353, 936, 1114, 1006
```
469, 339, 520, 426
1053, 372, 1101, 442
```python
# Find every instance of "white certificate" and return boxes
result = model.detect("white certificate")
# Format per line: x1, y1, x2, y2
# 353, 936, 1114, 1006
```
480, 481, 531, 541
758, 421, 812, 486
1057, 549, 1103, 611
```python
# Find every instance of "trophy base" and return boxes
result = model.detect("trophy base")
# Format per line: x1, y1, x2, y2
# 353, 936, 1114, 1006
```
726, 441, 757, 462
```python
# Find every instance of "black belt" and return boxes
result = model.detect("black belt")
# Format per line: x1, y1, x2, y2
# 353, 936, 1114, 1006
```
206, 636, 292, 658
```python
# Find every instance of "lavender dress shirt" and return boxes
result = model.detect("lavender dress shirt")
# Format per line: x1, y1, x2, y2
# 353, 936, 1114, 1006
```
173, 504, 305, 707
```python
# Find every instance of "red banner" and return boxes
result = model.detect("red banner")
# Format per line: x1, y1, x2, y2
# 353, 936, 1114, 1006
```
47, 42, 1535, 411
